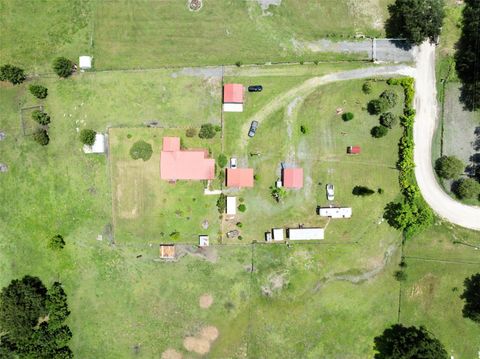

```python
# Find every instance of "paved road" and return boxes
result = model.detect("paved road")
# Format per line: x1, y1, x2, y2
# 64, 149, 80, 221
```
413, 42, 480, 231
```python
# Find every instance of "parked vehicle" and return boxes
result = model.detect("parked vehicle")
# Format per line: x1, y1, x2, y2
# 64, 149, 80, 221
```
248, 121, 259, 137
230, 157, 237, 168
248, 85, 263, 92
326, 184, 335, 201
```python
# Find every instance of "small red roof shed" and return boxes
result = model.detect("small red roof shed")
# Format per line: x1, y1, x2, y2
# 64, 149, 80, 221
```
347, 146, 361, 154
223, 84, 244, 103
226, 168, 254, 188
283, 168, 303, 189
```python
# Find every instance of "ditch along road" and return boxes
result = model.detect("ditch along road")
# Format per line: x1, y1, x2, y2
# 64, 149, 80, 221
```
239, 42, 480, 231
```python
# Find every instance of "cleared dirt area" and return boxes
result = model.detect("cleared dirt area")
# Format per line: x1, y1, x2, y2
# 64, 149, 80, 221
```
199, 293, 214, 309
161, 349, 183, 359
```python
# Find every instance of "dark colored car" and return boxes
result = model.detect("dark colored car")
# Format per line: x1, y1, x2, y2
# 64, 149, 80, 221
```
248, 121, 259, 137
248, 85, 263, 92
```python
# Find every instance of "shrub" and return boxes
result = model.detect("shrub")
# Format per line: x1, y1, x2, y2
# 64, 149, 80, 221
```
235, 61, 242, 67
254, 174, 260, 181
238, 204, 246, 212
236, 222, 243, 228
29, 84, 48, 99
379, 112, 398, 128
48, 235, 65, 250
214, 125, 222, 132
362, 81, 373, 94
435, 156, 465, 179
218, 154, 228, 168
342, 112, 354, 121
185, 128, 197, 137
394, 270, 407, 282
216, 193, 226, 213
31, 110, 51, 126
371, 125, 388, 138
377, 188, 384, 194
367, 98, 388, 115
313, 60, 319, 65
380, 90, 398, 108
169, 231, 180, 241
300, 125, 308, 134
238, 235, 243, 240
270, 186, 287, 203
53, 57, 73, 78
198, 124, 216, 139
79, 129, 96, 146
33, 129, 49, 146
352, 186, 375, 196
0, 64, 26, 84
453, 178, 480, 199
129, 140, 153, 161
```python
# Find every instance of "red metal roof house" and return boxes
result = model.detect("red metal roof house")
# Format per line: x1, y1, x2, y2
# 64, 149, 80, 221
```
283, 168, 303, 189
226, 168, 254, 188
160, 137, 215, 181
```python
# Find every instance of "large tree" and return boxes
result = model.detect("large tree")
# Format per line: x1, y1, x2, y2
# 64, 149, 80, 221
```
455, 0, 480, 110
435, 155, 465, 179
461, 273, 480, 322
386, 0, 445, 45
374, 324, 448, 358
0, 64, 26, 84
0, 277, 73, 357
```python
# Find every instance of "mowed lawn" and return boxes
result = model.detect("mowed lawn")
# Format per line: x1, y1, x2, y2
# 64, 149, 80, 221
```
402, 224, 480, 358
109, 127, 221, 244
222, 78, 404, 251
93, 0, 390, 69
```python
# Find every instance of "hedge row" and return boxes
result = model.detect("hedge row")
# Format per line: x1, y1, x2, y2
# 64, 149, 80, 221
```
385, 78, 433, 239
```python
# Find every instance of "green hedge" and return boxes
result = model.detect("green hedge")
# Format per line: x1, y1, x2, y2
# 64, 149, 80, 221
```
384, 78, 433, 239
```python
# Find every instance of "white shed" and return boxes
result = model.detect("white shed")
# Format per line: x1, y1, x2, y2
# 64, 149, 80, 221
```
79, 56, 92, 70
83, 133, 105, 154
226, 196, 236, 215
288, 228, 324, 240
272, 228, 284, 241
318, 207, 352, 219
199, 235, 209, 247
223, 103, 244, 112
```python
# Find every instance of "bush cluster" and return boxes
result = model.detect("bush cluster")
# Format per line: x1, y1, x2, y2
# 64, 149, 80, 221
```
33, 129, 49, 146
198, 123, 216, 139
216, 193, 226, 213
217, 154, 227, 168
53, 57, 73, 78
0, 64, 26, 84
29, 84, 48, 99
79, 129, 96, 146
342, 112, 354, 121
130, 140, 153, 161
32, 110, 51, 126
383, 78, 433, 239
186, 128, 197, 137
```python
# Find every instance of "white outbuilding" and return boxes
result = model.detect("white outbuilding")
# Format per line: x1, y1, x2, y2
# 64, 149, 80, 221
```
272, 228, 284, 241
318, 207, 352, 219
79, 56, 92, 70
288, 227, 324, 240
83, 133, 105, 154
226, 196, 237, 215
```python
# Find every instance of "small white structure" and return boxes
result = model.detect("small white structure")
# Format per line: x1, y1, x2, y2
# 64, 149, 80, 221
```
223, 103, 243, 112
79, 56, 92, 70
83, 133, 105, 154
272, 228, 284, 241
265, 232, 273, 242
199, 235, 209, 247
275, 180, 283, 188
318, 207, 352, 219
226, 196, 237, 215
288, 227, 324, 240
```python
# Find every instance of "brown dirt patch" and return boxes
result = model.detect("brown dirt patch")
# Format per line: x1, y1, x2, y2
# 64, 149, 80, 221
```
200, 326, 219, 342
183, 337, 210, 355
199, 293, 213, 309
161, 349, 183, 359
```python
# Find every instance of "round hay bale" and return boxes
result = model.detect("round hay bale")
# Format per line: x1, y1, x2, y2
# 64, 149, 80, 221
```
183, 337, 210, 355
161, 348, 183, 359
200, 326, 219, 342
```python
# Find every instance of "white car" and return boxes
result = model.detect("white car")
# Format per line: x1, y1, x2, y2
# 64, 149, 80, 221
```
230, 157, 237, 168
326, 184, 334, 201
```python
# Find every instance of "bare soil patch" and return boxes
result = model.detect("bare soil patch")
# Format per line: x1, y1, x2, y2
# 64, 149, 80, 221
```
200, 326, 219, 341
199, 293, 214, 309
183, 337, 210, 355
162, 348, 183, 359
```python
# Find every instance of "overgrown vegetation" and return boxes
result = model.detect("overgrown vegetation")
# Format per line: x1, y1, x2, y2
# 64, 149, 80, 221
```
383, 78, 433, 239
455, 0, 480, 110
129, 140, 153, 161
270, 186, 287, 203
216, 193, 226, 213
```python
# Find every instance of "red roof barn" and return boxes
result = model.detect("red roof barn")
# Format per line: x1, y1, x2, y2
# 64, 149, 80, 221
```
226, 168, 254, 188
283, 168, 303, 189
347, 146, 361, 154
223, 84, 244, 103
160, 137, 215, 181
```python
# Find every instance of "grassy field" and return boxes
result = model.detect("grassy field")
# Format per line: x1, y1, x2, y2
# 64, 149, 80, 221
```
0, 0, 391, 72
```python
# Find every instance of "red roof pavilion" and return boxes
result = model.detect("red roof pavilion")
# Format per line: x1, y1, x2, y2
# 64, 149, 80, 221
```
283, 168, 303, 189
223, 84, 244, 103
347, 146, 361, 154
226, 168, 254, 188
160, 137, 215, 181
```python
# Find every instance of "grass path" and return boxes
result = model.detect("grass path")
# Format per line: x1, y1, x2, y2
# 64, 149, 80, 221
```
239, 65, 415, 149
